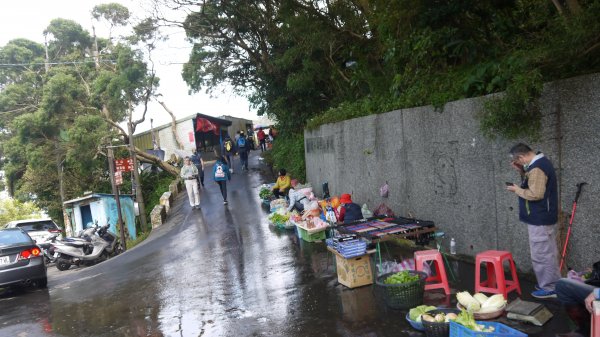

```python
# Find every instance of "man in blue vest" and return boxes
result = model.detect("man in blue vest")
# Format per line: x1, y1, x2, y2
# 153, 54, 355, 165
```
506, 143, 561, 299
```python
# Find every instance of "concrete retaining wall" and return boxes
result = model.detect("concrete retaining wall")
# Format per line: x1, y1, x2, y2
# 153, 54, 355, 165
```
305, 73, 600, 272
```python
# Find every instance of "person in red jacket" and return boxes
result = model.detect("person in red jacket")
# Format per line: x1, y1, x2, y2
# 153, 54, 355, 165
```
257, 127, 267, 152
337, 194, 363, 224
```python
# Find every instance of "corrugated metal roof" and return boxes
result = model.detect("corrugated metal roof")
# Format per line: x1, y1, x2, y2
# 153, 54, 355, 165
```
133, 113, 232, 138
63, 193, 134, 205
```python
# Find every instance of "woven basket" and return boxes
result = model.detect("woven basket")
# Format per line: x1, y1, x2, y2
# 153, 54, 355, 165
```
422, 308, 461, 337
375, 270, 427, 309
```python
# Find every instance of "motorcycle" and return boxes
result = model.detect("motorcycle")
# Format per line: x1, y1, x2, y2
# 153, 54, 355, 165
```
52, 223, 122, 271
36, 233, 60, 265
37, 230, 93, 265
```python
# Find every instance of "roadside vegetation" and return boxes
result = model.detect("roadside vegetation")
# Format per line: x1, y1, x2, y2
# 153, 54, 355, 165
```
164, 0, 600, 178
0, 3, 174, 227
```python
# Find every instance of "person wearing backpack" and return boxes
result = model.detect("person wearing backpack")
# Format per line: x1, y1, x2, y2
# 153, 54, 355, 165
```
223, 135, 236, 172
237, 130, 249, 171
213, 150, 232, 204
190, 148, 205, 188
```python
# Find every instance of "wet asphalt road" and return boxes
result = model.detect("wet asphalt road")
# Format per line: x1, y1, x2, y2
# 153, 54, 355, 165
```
0, 152, 570, 337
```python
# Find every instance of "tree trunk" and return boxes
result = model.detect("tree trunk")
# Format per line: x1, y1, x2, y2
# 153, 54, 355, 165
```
128, 122, 148, 231
135, 147, 179, 176
158, 101, 185, 150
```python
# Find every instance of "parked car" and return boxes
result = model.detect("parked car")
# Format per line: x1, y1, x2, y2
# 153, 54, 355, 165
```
0, 228, 47, 288
4, 218, 62, 243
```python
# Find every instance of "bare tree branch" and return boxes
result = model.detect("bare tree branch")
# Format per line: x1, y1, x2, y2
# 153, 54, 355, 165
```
158, 100, 185, 150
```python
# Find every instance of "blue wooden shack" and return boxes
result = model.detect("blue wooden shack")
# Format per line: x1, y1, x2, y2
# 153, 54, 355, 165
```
63, 193, 137, 240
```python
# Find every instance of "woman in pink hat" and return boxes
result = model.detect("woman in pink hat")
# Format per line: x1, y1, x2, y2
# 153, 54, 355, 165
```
337, 193, 363, 223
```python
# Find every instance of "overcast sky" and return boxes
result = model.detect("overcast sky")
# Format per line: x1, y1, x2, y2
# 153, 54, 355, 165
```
0, 0, 258, 133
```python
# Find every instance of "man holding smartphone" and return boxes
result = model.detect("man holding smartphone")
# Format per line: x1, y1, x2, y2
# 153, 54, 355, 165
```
506, 143, 561, 299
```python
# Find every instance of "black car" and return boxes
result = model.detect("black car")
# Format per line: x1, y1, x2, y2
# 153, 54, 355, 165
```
0, 228, 47, 288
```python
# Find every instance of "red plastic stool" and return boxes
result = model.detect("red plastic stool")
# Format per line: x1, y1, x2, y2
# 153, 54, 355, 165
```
592, 300, 599, 337
414, 250, 450, 295
475, 250, 521, 299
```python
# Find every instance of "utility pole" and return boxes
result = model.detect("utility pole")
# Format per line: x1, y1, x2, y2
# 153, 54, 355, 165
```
128, 121, 148, 230
107, 144, 127, 252
92, 25, 100, 69
43, 33, 49, 73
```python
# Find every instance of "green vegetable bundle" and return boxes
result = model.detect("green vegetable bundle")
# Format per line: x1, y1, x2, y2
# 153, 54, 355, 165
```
384, 271, 420, 284
454, 310, 495, 332
269, 212, 289, 224
259, 188, 273, 199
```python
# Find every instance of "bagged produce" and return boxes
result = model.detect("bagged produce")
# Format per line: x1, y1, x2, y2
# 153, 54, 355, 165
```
270, 199, 288, 212
361, 204, 373, 218
373, 203, 395, 217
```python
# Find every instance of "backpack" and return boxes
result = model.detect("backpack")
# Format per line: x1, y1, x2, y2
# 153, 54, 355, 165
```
237, 137, 246, 148
224, 140, 233, 152
215, 164, 226, 179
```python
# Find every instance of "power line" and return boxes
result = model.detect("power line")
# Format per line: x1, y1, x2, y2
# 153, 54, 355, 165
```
0, 59, 116, 68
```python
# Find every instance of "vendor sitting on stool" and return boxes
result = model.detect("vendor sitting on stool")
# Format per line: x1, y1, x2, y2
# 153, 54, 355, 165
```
287, 179, 310, 212
555, 266, 600, 337
337, 193, 363, 223
272, 169, 291, 198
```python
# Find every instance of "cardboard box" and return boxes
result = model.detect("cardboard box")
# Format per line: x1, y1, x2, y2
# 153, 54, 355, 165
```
328, 247, 374, 288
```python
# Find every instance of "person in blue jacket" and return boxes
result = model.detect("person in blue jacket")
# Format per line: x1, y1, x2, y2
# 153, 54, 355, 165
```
213, 150, 232, 204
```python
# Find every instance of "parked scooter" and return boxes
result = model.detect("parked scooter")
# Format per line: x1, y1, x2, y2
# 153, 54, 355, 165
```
95, 223, 123, 257
36, 233, 60, 265
52, 223, 121, 271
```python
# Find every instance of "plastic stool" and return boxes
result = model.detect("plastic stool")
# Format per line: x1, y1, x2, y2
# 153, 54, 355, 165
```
414, 250, 451, 295
592, 301, 599, 337
475, 250, 521, 299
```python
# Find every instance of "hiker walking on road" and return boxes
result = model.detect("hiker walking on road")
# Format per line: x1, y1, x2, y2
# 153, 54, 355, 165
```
257, 128, 267, 152
180, 156, 201, 209
506, 143, 560, 299
237, 130, 249, 171
213, 151, 232, 204
223, 135, 236, 173
190, 149, 205, 188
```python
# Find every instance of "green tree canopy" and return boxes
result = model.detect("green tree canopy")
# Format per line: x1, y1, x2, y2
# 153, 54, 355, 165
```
0, 4, 163, 221
0, 198, 43, 227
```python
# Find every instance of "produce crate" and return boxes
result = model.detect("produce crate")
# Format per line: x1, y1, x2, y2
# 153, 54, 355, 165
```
375, 271, 427, 310
296, 225, 326, 242
449, 321, 527, 337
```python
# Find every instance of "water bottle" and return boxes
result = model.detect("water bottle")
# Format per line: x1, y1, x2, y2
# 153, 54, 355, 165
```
450, 238, 456, 255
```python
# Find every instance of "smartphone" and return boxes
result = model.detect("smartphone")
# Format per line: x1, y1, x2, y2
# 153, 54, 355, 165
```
505, 182, 514, 186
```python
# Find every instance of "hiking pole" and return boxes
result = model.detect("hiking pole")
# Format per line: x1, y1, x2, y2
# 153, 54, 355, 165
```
559, 182, 587, 271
